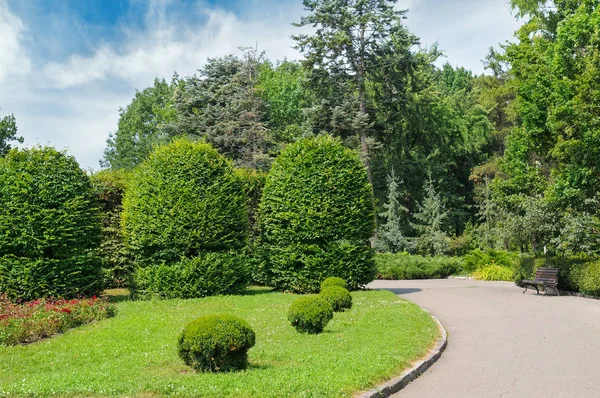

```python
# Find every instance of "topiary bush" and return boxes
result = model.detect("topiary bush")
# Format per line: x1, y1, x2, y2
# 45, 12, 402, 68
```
0, 147, 102, 301
319, 286, 352, 312
132, 252, 251, 299
288, 295, 334, 334
259, 136, 375, 292
178, 314, 256, 372
122, 139, 248, 266
320, 277, 347, 291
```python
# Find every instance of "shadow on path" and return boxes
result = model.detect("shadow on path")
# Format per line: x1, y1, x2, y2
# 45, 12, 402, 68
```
373, 287, 422, 295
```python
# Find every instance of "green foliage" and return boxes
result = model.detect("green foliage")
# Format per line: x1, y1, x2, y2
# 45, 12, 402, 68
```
574, 261, 600, 296
463, 249, 518, 272
260, 136, 374, 245
0, 112, 23, 157
132, 252, 251, 300
287, 296, 333, 334
320, 277, 347, 291
471, 265, 514, 281
102, 77, 177, 170
122, 139, 248, 265
178, 314, 256, 372
91, 169, 132, 288
376, 169, 412, 253
0, 147, 102, 300
375, 253, 463, 280
234, 168, 267, 240
260, 241, 375, 293
319, 286, 352, 312
411, 177, 451, 256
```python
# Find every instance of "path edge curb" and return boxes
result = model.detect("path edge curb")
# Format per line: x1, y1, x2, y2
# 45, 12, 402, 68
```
356, 311, 447, 398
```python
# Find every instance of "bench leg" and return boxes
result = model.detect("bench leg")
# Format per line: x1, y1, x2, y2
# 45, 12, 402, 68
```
523, 285, 528, 294
535, 285, 539, 295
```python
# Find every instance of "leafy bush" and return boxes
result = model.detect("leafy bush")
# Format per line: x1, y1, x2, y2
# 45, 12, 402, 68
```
132, 252, 251, 299
0, 147, 102, 300
463, 249, 517, 272
259, 241, 376, 293
259, 136, 375, 292
375, 253, 463, 280
514, 254, 586, 291
471, 265, 513, 281
288, 296, 334, 334
575, 261, 600, 296
319, 286, 352, 312
0, 295, 116, 346
91, 169, 132, 288
235, 168, 267, 240
178, 314, 256, 372
320, 277, 347, 291
122, 139, 248, 265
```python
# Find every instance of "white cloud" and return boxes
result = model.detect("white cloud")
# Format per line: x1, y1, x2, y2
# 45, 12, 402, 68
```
0, 0, 31, 81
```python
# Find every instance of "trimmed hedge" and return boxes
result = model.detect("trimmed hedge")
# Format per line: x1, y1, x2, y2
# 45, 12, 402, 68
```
0, 147, 102, 300
259, 241, 376, 293
132, 252, 251, 299
178, 314, 256, 372
514, 254, 592, 293
376, 253, 463, 280
320, 277, 347, 291
259, 136, 375, 292
288, 296, 333, 334
235, 168, 267, 240
319, 286, 352, 312
122, 139, 248, 266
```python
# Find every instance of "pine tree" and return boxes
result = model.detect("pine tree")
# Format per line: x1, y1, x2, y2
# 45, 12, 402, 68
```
376, 169, 411, 253
411, 176, 450, 256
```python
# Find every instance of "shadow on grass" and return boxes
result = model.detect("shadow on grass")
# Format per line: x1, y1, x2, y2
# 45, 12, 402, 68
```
244, 286, 275, 296
103, 288, 132, 302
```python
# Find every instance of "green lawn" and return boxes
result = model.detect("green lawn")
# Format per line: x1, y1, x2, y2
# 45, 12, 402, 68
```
0, 290, 438, 397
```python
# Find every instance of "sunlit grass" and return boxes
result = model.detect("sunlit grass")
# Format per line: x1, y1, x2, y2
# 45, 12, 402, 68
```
0, 290, 438, 397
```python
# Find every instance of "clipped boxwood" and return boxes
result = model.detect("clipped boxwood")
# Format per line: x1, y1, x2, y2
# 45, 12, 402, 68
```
321, 277, 347, 291
261, 240, 376, 293
259, 136, 375, 292
178, 314, 256, 372
122, 139, 248, 265
319, 286, 352, 312
288, 295, 334, 334
0, 147, 102, 301
132, 252, 251, 299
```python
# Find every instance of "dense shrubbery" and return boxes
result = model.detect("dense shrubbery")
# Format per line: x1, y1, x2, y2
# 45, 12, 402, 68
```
0, 295, 116, 346
123, 139, 248, 266
235, 168, 267, 240
259, 136, 375, 292
463, 249, 517, 272
319, 286, 352, 312
375, 253, 463, 280
288, 296, 334, 334
91, 169, 132, 288
0, 147, 103, 301
132, 253, 251, 299
472, 265, 513, 281
258, 241, 376, 293
178, 314, 256, 372
321, 277, 347, 290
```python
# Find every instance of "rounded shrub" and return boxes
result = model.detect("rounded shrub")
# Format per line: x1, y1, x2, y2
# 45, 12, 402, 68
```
132, 252, 251, 299
0, 147, 102, 301
288, 296, 334, 334
320, 277, 347, 291
178, 314, 256, 372
319, 286, 352, 312
259, 136, 376, 292
122, 139, 248, 265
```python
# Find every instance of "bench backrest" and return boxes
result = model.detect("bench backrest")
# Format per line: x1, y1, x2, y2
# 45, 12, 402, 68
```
535, 267, 558, 283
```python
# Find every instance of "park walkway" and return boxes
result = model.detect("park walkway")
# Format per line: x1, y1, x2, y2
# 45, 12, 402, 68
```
368, 279, 600, 398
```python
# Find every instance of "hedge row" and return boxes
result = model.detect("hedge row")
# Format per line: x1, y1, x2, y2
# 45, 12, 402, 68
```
375, 253, 464, 280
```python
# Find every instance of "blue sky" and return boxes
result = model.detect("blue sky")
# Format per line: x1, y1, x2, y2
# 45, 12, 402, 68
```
0, 0, 522, 170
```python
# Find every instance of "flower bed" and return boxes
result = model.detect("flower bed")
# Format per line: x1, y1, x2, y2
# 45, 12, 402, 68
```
0, 295, 116, 346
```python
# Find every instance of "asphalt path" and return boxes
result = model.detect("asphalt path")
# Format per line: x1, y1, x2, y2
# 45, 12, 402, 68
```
368, 279, 600, 398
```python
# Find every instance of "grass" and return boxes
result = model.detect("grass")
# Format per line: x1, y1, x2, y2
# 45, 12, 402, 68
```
0, 290, 438, 397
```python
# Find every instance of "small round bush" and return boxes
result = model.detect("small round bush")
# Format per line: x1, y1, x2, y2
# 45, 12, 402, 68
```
319, 286, 352, 312
178, 314, 256, 372
288, 296, 334, 334
122, 139, 248, 265
320, 277, 347, 291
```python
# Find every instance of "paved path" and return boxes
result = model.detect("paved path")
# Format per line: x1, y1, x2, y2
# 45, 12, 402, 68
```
368, 279, 600, 398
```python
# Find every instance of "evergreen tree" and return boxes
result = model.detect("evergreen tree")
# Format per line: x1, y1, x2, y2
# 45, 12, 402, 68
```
411, 176, 450, 256
376, 169, 411, 253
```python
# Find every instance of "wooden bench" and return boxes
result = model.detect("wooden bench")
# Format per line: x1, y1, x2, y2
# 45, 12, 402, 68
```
522, 267, 559, 296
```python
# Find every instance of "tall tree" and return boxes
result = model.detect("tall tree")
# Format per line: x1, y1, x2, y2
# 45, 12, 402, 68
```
293, 0, 418, 185
411, 175, 450, 256
0, 112, 23, 157
376, 168, 411, 253
102, 77, 177, 170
